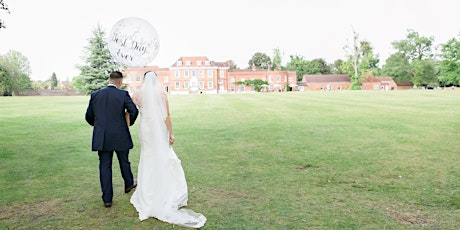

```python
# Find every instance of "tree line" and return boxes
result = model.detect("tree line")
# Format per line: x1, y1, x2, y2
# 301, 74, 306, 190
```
2, 21, 460, 95
248, 29, 460, 89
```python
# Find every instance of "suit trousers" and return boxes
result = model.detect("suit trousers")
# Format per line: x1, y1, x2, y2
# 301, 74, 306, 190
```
98, 150, 135, 203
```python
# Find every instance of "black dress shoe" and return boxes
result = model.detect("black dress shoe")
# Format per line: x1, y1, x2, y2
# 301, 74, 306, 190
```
104, 202, 112, 208
125, 180, 137, 193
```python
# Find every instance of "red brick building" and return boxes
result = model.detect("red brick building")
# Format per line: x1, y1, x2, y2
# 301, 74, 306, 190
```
123, 56, 296, 94
361, 76, 397, 90
298, 74, 351, 91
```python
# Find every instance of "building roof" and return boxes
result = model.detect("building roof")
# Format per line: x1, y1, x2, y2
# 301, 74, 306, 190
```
302, 74, 350, 83
170, 56, 211, 67
363, 76, 394, 83
212, 61, 229, 68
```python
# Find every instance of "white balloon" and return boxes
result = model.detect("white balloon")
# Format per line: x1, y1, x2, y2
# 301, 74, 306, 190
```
108, 17, 160, 68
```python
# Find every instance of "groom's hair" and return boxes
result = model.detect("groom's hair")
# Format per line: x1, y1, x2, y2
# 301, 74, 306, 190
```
110, 71, 123, 79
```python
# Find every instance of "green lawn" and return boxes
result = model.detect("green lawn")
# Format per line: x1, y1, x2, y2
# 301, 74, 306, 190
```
1, 90, 459, 229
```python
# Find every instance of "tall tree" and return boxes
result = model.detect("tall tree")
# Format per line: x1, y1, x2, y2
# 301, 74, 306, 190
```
0, 0, 9, 30
286, 55, 309, 81
75, 24, 120, 94
382, 53, 412, 84
391, 29, 434, 61
50, 72, 58, 89
331, 59, 345, 74
439, 34, 460, 86
411, 59, 438, 87
305, 58, 331, 75
0, 50, 31, 95
248, 52, 272, 70
342, 29, 380, 89
272, 48, 283, 70
384, 29, 438, 87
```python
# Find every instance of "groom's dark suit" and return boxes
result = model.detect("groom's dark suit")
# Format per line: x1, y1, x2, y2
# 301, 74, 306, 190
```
85, 84, 139, 205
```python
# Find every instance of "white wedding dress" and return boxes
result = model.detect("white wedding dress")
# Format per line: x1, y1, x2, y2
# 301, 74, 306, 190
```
130, 72, 206, 228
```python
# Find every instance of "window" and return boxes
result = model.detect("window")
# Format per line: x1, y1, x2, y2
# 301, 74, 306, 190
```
205, 60, 210, 66
207, 70, 213, 78
197, 61, 202, 66
199, 81, 204, 88
219, 70, 225, 78
208, 81, 213, 89
269, 75, 273, 82
230, 77, 235, 82
184, 81, 189, 89
164, 76, 169, 83
191, 70, 196, 77
175, 82, 180, 89
136, 74, 141, 82
276, 75, 281, 82
175, 70, 180, 78
199, 70, 204, 78
177, 61, 182, 66
373, 85, 379, 90
186, 61, 191, 66
184, 70, 189, 78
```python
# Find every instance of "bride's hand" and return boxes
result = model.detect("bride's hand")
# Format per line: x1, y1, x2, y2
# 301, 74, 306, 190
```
169, 134, 175, 145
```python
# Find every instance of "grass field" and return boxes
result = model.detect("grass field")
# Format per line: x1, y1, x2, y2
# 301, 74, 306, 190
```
0, 90, 459, 229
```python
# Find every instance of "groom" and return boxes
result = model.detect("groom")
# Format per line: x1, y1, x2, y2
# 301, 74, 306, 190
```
85, 71, 139, 208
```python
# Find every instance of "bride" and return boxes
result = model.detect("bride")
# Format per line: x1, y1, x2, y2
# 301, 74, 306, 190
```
130, 71, 206, 228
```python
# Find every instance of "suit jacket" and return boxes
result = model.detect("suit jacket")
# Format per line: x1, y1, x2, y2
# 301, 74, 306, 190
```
85, 85, 139, 151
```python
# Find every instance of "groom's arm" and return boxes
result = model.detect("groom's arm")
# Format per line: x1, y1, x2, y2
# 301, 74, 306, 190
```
85, 94, 95, 126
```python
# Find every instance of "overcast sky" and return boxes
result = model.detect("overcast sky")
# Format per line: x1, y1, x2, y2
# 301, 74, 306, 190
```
1, 0, 459, 81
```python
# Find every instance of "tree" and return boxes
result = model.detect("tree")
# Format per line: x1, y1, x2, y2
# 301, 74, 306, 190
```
331, 59, 345, 74
0, 50, 31, 95
384, 29, 438, 87
272, 48, 283, 70
75, 24, 121, 94
382, 53, 412, 84
50, 72, 58, 89
248, 52, 272, 70
226, 60, 238, 70
411, 59, 438, 87
342, 29, 380, 89
0, 0, 9, 30
439, 34, 460, 86
286, 55, 309, 81
235, 79, 268, 92
391, 29, 434, 61
305, 58, 331, 75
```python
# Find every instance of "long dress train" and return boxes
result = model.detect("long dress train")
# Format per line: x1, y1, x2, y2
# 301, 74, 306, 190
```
130, 73, 206, 228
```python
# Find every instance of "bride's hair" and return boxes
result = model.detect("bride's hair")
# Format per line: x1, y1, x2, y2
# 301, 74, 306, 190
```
144, 71, 157, 78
